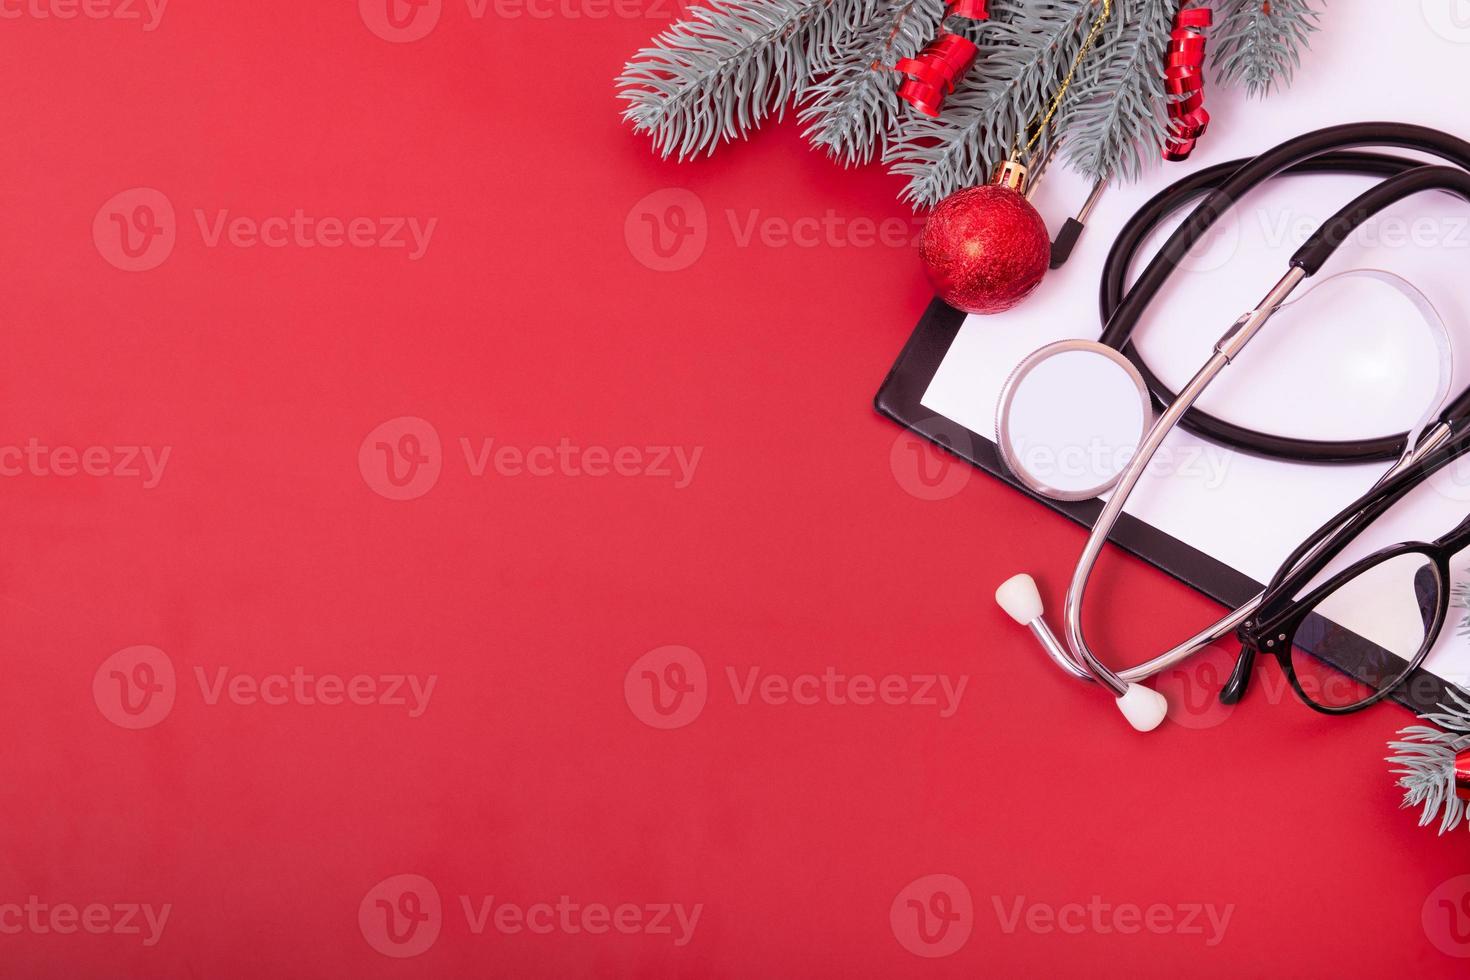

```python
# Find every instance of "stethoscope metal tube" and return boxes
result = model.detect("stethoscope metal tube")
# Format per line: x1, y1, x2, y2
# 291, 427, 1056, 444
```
1053, 268, 1307, 722
1012, 416, 1461, 694
996, 127, 1470, 731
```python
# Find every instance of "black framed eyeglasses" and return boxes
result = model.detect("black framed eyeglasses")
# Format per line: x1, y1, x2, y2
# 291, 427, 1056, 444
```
1220, 433, 1470, 715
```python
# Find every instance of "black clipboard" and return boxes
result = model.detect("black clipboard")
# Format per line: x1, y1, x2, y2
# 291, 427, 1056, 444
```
874, 297, 1454, 717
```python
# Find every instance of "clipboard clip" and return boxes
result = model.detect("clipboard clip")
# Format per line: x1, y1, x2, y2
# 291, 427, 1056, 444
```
1022, 141, 1110, 270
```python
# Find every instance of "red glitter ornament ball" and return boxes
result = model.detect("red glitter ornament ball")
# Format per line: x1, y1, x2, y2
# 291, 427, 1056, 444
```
920, 184, 1051, 314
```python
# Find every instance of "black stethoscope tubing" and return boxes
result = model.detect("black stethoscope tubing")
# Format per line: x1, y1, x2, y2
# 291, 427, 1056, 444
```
1096, 122, 1470, 464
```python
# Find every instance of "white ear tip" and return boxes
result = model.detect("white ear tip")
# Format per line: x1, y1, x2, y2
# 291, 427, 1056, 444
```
1116, 684, 1168, 732
995, 574, 1044, 625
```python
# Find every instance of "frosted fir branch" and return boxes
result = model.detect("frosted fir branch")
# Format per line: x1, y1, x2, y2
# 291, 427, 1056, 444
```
1452, 577, 1470, 637
1059, 0, 1175, 184
1212, 0, 1320, 98
883, 0, 1095, 208
797, 0, 947, 166
616, 0, 868, 160
1387, 687, 1470, 834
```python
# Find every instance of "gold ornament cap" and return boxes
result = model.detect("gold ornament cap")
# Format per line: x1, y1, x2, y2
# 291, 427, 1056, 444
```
992, 158, 1029, 194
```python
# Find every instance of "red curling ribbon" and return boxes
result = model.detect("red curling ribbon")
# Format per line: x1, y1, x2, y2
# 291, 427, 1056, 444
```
946, 0, 988, 20
1163, 4, 1212, 161
894, 0, 984, 117
1455, 747, 1470, 802
895, 33, 978, 117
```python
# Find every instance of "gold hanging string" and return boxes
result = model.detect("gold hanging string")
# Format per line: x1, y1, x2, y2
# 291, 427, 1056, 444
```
1011, 0, 1114, 160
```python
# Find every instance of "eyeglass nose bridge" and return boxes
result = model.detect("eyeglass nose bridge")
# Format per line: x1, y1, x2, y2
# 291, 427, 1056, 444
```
1234, 607, 1297, 650
1220, 613, 1299, 706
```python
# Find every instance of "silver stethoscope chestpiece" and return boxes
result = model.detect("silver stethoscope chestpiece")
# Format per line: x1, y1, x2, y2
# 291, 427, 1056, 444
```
994, 339, 1156, 502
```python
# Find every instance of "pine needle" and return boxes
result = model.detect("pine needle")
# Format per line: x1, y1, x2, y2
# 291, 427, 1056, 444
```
1059, 0, 1174, 184
1387, 686, 1470, 834
1213, 0, 1320, 98
616, 0, 869, 160
883, 0, 1096, 208
798, 0, 947, 165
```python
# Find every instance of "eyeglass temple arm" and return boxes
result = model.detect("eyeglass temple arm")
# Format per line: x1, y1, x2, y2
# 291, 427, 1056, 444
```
1219, 421, 1467, 704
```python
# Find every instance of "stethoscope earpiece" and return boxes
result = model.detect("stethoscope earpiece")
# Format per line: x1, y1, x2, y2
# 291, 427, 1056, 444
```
995, 573, 1043, 625
1114, 684, 1169, 733
996, 574, 1170, 732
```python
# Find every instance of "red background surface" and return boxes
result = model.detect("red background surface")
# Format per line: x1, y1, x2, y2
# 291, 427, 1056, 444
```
2, 3, 1466, 976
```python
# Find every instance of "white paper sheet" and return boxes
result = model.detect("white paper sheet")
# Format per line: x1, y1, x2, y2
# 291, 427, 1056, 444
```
920, 5, 1470, 690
